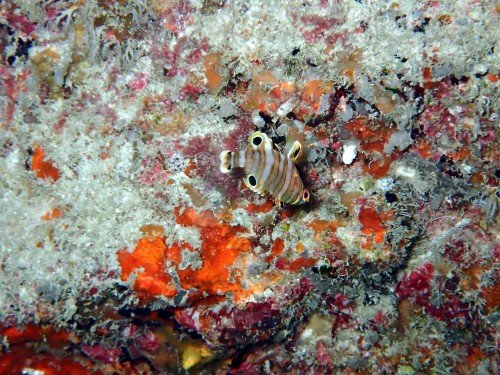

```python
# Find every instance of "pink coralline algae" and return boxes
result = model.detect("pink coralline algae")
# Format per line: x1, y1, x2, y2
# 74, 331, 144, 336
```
1, 1, 499, 374
396, 263, 435, 305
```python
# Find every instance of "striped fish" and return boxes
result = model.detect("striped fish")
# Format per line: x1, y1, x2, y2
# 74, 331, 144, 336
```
220, 131, 310, 205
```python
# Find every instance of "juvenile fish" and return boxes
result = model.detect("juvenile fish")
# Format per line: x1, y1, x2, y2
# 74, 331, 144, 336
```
220, 131, 310, 205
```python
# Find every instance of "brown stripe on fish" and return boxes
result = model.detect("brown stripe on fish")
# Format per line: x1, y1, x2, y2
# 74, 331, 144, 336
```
268, 151, 285, 196
259, 141, 275, 190
244, 149, 253, 173
289, 172, 304, 203
282, 170, 298, 203
230, 152, 238, 170
258, 148, 273, 191
249, 150, 261, 184
277, 158, 293, 201
293, 176, 305, 203
253, 150, 265, 187
283, 171, 300, 203
275, 157, 290, 199
262, 148, 281, 192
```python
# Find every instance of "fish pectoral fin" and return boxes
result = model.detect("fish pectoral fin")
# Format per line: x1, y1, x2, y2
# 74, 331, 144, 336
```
273, 196, 282, 206
287, 141, 302, 162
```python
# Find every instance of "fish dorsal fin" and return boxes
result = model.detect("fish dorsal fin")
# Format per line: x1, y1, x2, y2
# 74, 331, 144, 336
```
248, 132, 269, 150
287, 141, 302, 162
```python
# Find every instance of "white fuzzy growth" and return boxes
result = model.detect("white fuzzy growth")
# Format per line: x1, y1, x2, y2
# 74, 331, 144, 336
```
342, 144, 358, 165
193, 0, 309, 72
276, 124, 289, 137
391, 161, 431, 193
384, 131, 413, 154
216, 98, 236, 118
276, 98, 298, 117
252, 111, 266, 128
393, 164, 418, 179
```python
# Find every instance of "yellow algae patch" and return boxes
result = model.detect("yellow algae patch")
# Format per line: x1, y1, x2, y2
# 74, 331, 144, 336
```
181, 344, 212, 369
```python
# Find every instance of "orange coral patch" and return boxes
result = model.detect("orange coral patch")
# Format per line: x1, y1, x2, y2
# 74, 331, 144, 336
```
277, 257, 317, 272
292, 79, 335, 120
265, 238, 285, 263
279, 208, 296, 221
487, 73, 499, 83
422, 67, 432, 81
288, 257, 317, 272
183, 160, 197, 177
1, 325, 44, 345
0, 346, 94, 375
204, 53, 224, 94
362, 157, 393, 179
240, 70, 281, 115
121, 207, 257, 303
345, 117, 396, 153
174, 234, 250, 299
483, 284, 500, 308
41, 208, 62, 221
0, 325, 71, 349
469, 171, 485, 184
174, 206, 218, 228
302, 79, 324, 101
296, 242, 304, 254
307, 219, 338, 241
359, 207, 386, 244
31, 145, 60, 181
344, 117, 374, 140
118, 237, 177, 302
271, 81, 295, 99
42, 326, 72, 349
413, 139, 433, 159
172, 206, 251, 301
246, 199, 274, 213
345, 117, 399, 178
452, 148, 472, 161
307, 219, 337, 233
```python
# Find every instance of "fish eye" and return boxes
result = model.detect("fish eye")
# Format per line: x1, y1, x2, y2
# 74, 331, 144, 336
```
252, 136, 262, 146
248, 175, 257, 187
302, 190, 309, 201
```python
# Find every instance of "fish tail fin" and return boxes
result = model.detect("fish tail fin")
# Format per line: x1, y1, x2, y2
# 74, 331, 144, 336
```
219, 151, 233, 173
